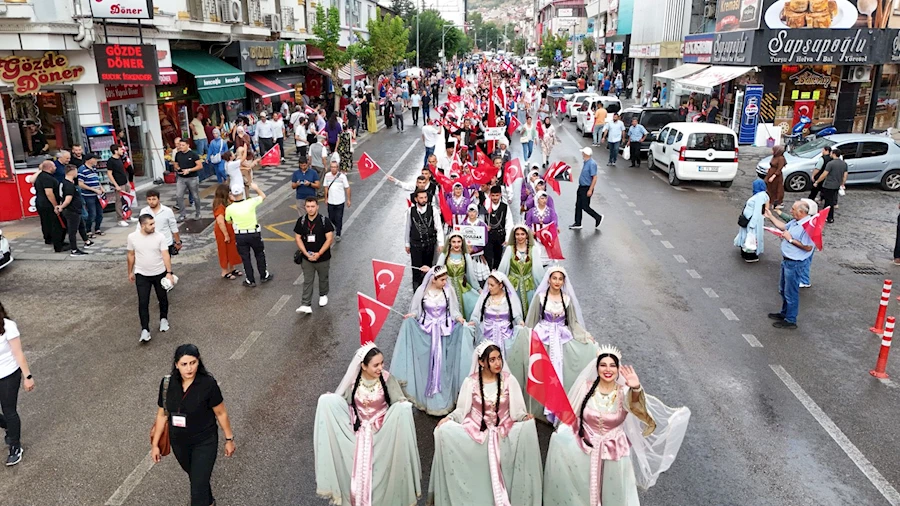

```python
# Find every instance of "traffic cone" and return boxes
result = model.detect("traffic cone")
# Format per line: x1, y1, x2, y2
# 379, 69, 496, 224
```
870, 317, 894, 379
870, 280, 892, 335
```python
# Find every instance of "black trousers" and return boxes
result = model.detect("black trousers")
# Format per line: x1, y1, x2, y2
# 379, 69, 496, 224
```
575, 185, 602, 226
172, 434, 218, 506
412, 107, 420, 125
808, 171, 822, 200
629, 143, 641, 166
328, 203, 345, 237
62, 210, 87, 251
894, 213, 900, 259
410, 242, 436, 290
37, 206, 65, 250
275, 137, 285, 159
259, 137, 274, 155
236, 232, 267, 283
821, 187, 838, 222
136, 272, 169, 331
484, 234, 505, 271
0, 368, 22, 446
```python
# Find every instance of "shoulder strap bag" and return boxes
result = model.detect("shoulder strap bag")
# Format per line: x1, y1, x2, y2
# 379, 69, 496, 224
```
150, 375, 171, 457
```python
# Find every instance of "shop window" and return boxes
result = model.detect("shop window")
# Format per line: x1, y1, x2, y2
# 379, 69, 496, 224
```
860, 141, 889, 158
836, 142, 860, 159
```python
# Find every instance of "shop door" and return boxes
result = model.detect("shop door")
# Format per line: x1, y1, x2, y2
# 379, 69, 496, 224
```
111, 104, 146, 177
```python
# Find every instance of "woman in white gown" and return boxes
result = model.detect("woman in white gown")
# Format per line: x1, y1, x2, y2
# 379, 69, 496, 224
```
314, 344, 422, 506
543, 346, 691, 506
429, 340, 543, 506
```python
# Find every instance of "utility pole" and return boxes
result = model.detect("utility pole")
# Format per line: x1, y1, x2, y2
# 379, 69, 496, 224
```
416, 0, 420, 68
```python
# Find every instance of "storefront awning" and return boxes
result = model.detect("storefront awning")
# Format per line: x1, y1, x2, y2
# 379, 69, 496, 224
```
337, 62, 366, 85
654, 64, 709, 81
172, 51, 246, 105
245, 73, 293, 101
159, 67, 178, 85
675, 65, 756, 94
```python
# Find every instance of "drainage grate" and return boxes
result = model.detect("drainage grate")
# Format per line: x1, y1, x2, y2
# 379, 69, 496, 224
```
839, 264, 885, 276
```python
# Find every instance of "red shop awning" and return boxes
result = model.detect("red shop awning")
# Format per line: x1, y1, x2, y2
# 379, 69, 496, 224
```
159, 67, 177, 85
245, 73, 293, 102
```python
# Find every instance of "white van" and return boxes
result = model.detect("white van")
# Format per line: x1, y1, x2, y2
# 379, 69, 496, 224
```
647, 122, 739, 188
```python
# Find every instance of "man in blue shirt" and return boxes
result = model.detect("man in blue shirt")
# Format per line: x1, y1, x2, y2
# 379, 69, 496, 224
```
76, 154, 105, 237
765, 201, 815, 329
625, 118, 649, 168
291, 157, 320, 215
53, 150, 71, 183
570, 147, 604, 230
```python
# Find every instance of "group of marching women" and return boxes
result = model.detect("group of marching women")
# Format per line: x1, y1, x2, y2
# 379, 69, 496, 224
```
313, 65, 691, 506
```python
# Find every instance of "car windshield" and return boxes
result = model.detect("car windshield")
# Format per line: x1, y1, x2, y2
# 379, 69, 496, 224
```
562, 86, 578, 95
686, 133, 735, 151
641, 111, 680, 131
574, 95, 592, 104
791, 137, 836, 158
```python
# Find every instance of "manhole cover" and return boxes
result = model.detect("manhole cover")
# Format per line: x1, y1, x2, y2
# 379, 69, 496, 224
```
179, 218, 214, 234
839, 263, 885, 276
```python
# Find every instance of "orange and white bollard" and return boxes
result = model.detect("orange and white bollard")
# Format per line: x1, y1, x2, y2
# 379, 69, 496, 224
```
870, 280, 892, 335
870, 317, 894, 379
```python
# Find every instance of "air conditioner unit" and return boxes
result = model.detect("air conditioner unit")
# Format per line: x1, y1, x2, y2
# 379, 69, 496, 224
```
703, 5, 716, 18
221, 0, 242, 23
849, 66, 871, 83
264, 13, 282, 32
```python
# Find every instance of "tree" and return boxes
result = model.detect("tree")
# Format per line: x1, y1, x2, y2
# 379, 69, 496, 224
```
358, 9, 410, 75
310, 5, 358, 110
538, 34, 570, 67
581, 37, 596, 76
407, 9, 452, 69
512, 37, 527, 57
446, 26, 471, 57
390, 0, 416, 18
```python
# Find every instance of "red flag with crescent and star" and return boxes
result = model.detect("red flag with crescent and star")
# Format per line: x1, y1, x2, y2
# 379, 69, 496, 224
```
260, 144, 281, 166
372, 259, 406, 306
535, 223, 565, 260
504, 158, 523, 187
488, 79, 497, 154
543, 161, 572, 195
526, 332, 576, 426
357, 152, 381, 179
471, 149, 496, 186
358, 292, 392, 345
433, 168, 455, 194
507, 114, 521, 136
801, 206, 830, 251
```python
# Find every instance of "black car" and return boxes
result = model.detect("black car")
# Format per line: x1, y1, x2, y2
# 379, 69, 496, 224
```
617, 107, 681, 155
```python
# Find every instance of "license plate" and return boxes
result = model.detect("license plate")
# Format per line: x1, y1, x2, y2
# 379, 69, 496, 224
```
698, 166, 719, 172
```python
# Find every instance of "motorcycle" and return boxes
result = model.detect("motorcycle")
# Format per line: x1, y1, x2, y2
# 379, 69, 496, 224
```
784, 115, 837, 151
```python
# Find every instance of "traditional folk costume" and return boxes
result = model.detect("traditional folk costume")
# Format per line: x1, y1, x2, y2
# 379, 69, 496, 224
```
314, 344, 422, 506
484, 196, 513, 271
497, 225, 546, 316
429, 341, 543, 506
523, 183, 556, 212
543, 346, 691, 506
445, 183, 475, 227
405, 200, 445, 291
436, 231, 481, 319
470, 271, 528, 359
391, 266, 477, 416
525, 190, 559, 232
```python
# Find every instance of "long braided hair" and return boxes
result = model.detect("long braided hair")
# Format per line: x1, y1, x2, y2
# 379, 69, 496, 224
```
578, 353, 620, 448
445, 234, 470, 288
540, 271, 570, 327
479, 276, 515, 327
419, 273, 451, 328
350, 347, 391, 432
477, 344, 504, 431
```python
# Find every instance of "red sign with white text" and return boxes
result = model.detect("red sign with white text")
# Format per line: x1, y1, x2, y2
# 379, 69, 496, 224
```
93, 44, 159, 85
105, 84, 144, 101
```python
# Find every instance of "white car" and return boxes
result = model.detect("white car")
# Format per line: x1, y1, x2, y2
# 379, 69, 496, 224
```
0, 228, 12, 271
576, 96, 622, 136
647, 122, 739, 187
565, 93, 599, 121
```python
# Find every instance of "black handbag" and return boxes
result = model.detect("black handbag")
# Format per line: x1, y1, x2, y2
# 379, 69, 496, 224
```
738, 212, 750, 228
294, 249, 304, 264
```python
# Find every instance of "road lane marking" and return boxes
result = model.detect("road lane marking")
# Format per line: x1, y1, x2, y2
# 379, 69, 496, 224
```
293, 273, 304, 285
720, 308, 739, 321
742, 334, 763, 347
626, 202, 636, 207
634, 210, 644, 216
642, 219, 652, 226
598, 170, 606, 175
262, 219, 297, 242
674, 254, 687, 263
651, 229, 662, 236
105, 452, 154, 506
344, 138, 420, 231
661, 241, 674, 249
687, 269, 702, 279
703, 287, 718, 298
614, 187, 622, 192
620, 194, 629, 199
770, 364, 900, 505
267, 295, 292, 317
230, 331, 263, 360
878, 378, 898, 389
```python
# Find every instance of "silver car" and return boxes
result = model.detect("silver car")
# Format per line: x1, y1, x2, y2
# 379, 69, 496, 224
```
756, 134, 900, 192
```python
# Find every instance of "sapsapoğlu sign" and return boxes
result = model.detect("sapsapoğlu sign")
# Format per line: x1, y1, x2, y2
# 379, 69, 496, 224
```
0, 52, 86, 95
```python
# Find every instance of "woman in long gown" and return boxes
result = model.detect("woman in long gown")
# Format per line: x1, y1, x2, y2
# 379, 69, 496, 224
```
337, 130, 352, 173
734, 184, 769, 263
435, 231, 481, 319
429, 341, 543, 506
525, 191, 559, 237
470, 271, 528, 359
497, 225, 545, 316
543, 347, 691, 506
540, 116, 558, 169
508, 266, 598, 422
766, 145, 786, 209
445, 182, 474, 227
314, 344, 422, 506
391, 265, 476, 416
523, 180, 556, 212
461, 203, 491, 284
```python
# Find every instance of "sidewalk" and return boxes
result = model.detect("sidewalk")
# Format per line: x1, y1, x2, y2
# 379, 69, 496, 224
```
1, 115, 387, 262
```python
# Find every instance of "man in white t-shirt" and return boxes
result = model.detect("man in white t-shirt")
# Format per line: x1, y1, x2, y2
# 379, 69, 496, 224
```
127, 214, 174, 343
136, 189, 181, 253
323, 155, 351, 241
421, 119, 441, 169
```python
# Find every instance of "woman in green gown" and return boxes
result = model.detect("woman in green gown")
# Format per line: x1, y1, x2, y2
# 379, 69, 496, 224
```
497, 225, 545, 316
436, 231, 481, 320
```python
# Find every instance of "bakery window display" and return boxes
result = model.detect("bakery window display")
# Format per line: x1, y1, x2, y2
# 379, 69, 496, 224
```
780, 0, 839, 28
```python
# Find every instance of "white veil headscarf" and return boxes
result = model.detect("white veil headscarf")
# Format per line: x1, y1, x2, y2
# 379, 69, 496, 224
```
409, 265, 462, 320
470, 271, 524, 324
525, 265, 585, 326
498, 225, 546, 278
334, 343, 381, 396
566, 353, 691, 491
447, 340, 526, 424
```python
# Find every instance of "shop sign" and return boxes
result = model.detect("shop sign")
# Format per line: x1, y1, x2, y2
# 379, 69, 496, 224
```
0, 52, 85, 95
279, 41, 308, 66
714, 0, 762, 32
0, 119, 11, 183
105, 84, 143, 101
613, 42, 624, 54
89, 0, 152, 20
557, 8, 573, 17
739, 84, 763, 145
884, 29, 900, 62
683, 33, 714, 63
712, 30, 753, 64
605, 42, 613, 53
236, 41, 281, 72
93, 44, 160, 85
763, 29, 875, 64
198, 75, 243, 90
788, 68, 831, 87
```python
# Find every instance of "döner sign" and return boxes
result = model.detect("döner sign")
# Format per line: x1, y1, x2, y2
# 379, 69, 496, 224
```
93, 44, 159, 85
0, 52, 85, 95
90, 0, 152, 19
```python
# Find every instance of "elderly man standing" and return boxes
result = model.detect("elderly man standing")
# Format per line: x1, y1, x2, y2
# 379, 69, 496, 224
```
53, 150, 71, 183
625, 117, 648, 168
765, 201, 815, 330
570, 147, 604, 230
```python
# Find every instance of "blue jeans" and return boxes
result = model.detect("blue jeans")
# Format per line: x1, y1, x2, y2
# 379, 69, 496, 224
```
213, 162, 227, 183
82, 196, 103, 232
779, 258, 804, 324
522, 140, 533, 161
592, 125, 604, 145
194, 139, 208, 155
608, 142, 619, 163
799, 251, 813, 286
424, 146, 435, 168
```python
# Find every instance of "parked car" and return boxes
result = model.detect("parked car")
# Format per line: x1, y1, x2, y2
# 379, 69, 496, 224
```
0, 228, 12, 271
647, 122, 739, 187
575, 96, 622, 136
565, 93, 599, 121
548, 85, 579, 100
616, 107, 681, 155
756, 134, 900, 192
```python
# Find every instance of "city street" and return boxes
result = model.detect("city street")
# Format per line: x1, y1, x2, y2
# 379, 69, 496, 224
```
1, 115, 900, 505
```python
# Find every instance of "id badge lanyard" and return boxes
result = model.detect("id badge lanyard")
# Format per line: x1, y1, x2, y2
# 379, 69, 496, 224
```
172, 383, 192, 428
306, 217, 317, 244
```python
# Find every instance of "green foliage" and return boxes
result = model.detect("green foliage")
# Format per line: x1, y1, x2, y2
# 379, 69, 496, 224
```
512, 37, 527, 57
310, 6, 350, 75
538, 34, 570, 67
407, 10, 450, 68
391, 0, 416, 18
581, 37, 595, 75
359, 10, 410, 74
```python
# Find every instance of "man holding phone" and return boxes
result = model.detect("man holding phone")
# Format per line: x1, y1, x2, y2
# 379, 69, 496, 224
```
173, 138, 203, 222
291, 156, 320, 216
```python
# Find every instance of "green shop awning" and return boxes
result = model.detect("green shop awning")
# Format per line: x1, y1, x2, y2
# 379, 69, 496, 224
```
172, 51, 246, 105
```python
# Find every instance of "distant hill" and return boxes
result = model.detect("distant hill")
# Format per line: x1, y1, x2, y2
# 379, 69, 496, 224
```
468, 0, 523, 23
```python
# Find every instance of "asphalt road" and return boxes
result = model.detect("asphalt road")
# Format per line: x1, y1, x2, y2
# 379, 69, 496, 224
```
0, 113, 899, 506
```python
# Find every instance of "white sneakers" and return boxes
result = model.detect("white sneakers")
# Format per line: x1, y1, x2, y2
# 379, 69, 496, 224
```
159, 318, 169, 332
129, 217, 139, 223
319, 295, 328, 307
118, 220, 129, 227
140, 329, 151, 342
296, 306, 313, 314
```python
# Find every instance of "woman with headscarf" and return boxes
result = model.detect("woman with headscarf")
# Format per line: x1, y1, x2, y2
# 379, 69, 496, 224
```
325, 113, 342, 155
539, 116, 557, 170
766, 145, 786, 209
391, 265, 476, 416
212, 184, 243, 280
497, 225, 545, 315
314, 344, 422, 506
429, 340, 542, 506
206, 128, 229, 183
445, 182, 475, 227
337, 126, 352, 173
525, 191, 559, 240
508, 266, 598, 422
436, 231, 481, 319
470, 272, 527, 359
460, 202, 491, 283
523, 180, 555, 212
543, 346, 691, 505
734, 181, 770, 263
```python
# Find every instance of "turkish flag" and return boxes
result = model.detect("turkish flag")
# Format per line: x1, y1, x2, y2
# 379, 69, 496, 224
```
358, 292, 392, 345
526, 332, 576, 427
507, 114, 521, 136
438, 191, 453, 225
372, 259, 406, 306
543, 161, 571, 195
536, 120, 544, 140
357, 152, 381, 179
260, 144, 281, 166
504, 158, 523, 187
471, 154, 496, 186
535, 223, 565, 260
433, 168, 455, 194
801, 206, 830, 251
488, 80, 497, 154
